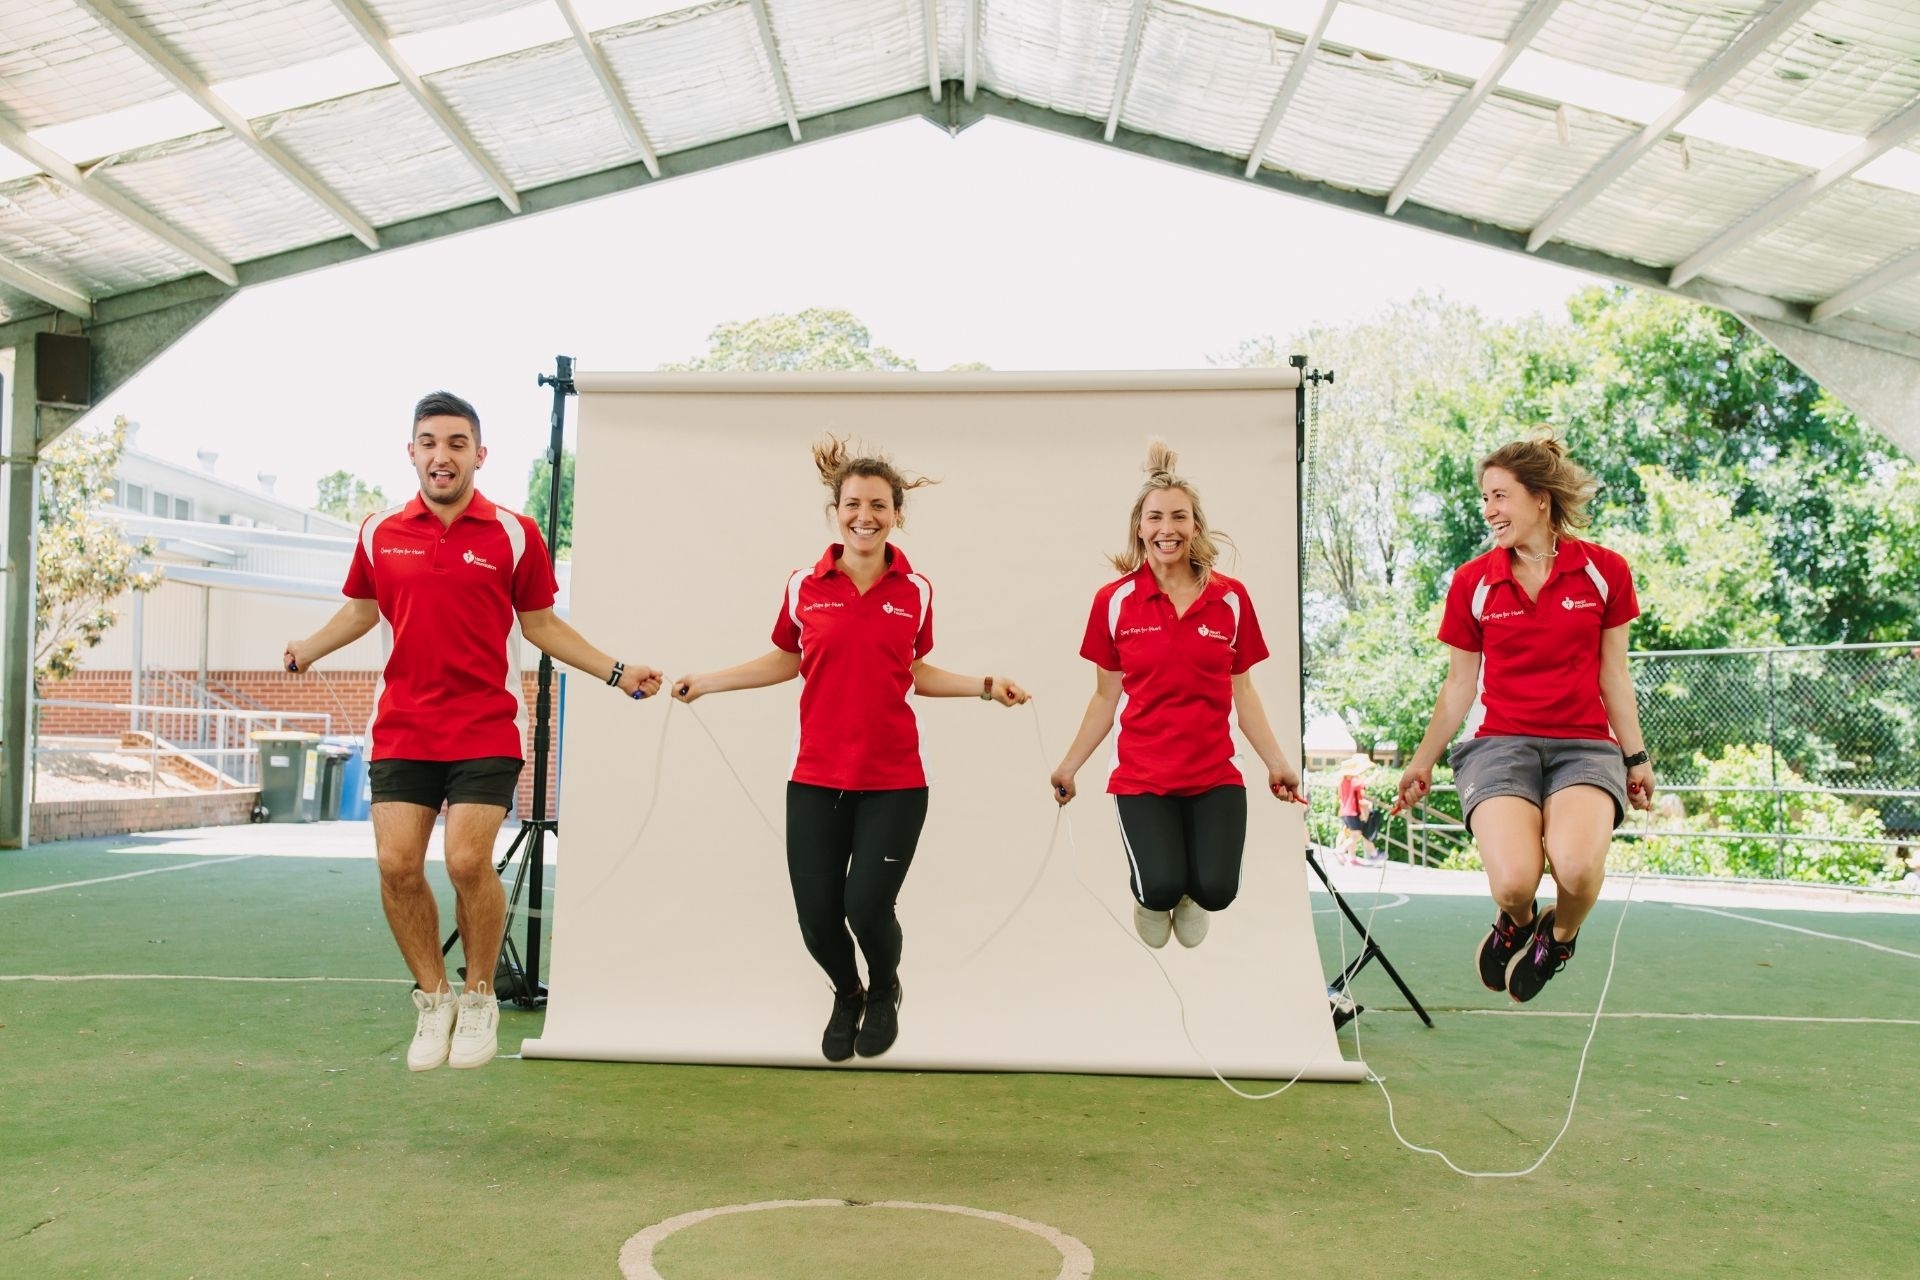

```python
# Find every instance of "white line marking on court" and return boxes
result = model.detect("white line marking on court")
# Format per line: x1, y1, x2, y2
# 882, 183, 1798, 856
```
1313, 892, 1408, 915
618, 1200, 1094, 1280
1450, 1009, 1920, 1026
0, 973, 411, 985
1674, 904, 1920, 960
0, 855, 259, 899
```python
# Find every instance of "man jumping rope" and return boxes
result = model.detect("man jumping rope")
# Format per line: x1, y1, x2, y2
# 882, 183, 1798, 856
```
286, 391, 662, 1070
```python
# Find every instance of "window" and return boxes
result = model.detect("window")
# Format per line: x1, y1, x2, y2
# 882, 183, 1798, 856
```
151, 490, 171, 517
174, 496, 190, 521
125, 483, 146, 512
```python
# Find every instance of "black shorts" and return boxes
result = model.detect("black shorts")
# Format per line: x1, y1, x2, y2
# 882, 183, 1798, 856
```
369, 757, 522, 811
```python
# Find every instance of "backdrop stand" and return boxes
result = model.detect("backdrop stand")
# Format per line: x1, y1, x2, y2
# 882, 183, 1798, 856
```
1291, 354, 1431, 1032
445, 354, 574, 1009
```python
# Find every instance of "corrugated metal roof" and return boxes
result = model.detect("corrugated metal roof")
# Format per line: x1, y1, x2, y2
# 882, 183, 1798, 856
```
1, 0, 1918, 403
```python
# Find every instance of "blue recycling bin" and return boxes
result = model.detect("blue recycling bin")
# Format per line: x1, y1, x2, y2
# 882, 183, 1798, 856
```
325, 735, 370, 820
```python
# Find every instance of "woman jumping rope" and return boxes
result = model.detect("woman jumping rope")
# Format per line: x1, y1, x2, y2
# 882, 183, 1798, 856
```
1396, 434, 1655, 1002
673, 437, 1029, 1061
1050, 441, 1303, 948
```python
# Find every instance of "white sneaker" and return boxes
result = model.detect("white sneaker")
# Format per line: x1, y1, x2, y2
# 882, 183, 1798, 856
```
1172, 896, 1210, 948
407, 988, 457, 1072
447, 986, 499, 1069
1133, 902, 1172, 948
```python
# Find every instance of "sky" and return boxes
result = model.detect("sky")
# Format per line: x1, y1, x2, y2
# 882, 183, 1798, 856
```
85, 114, 1603, 514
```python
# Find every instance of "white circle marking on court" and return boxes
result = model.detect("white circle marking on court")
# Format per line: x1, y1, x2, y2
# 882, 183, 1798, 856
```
618, 1198, 1095, 1279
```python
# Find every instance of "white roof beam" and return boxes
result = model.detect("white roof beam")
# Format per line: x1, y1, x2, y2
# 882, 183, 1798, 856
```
0, 115, 238, 287
70, 0, 379, 249
0, 255, 93, 318
1672, 95, 1920, 288
327, 0, 522, 214
1242, 0, 1336, 180
1386, 0, 1567, 216
1526, 0, 1819, 253
1104, 0, 1151, 143
921, 0, 943, 104
554, 0, 660, 178
963, 0, 979, 102
747, 0, 803, 141
1811, 247, 1920, 324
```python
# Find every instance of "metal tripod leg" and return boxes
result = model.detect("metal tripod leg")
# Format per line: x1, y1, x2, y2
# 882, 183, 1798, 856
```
1306, 847, 1434, 1029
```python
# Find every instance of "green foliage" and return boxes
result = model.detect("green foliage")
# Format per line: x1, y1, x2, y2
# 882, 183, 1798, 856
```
1308, 595, 1449, 759
661, 307, 918, 372
524, 449, 574, 558
1225, 294, 1496, 615
1230, 284, 1920, 884
1604, 465, 1779, 649
314, 470, 388, 523
1613, 745, 1891, 886
36, 416, 158, 683
1404, 287, 1920, 644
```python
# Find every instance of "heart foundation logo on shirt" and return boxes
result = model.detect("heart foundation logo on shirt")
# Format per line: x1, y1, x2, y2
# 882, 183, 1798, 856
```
882, 602, 915, 619
1194, 624, 1229, 642
462, 549, 498, 571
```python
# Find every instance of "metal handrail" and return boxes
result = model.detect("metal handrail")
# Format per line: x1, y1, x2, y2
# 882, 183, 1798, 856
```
33, 698, 332, 793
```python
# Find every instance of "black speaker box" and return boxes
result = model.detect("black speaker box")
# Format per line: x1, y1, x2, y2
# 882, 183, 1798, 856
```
35, 333, 91, 408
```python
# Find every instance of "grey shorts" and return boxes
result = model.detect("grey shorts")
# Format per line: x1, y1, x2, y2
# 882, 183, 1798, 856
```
1449, 735, 1628, 832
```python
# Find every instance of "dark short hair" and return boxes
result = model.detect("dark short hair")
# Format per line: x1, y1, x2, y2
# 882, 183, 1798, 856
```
412, 391, 480, 444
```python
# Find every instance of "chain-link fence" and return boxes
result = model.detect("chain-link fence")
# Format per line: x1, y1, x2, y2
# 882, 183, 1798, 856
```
1632, 642, 1920, 794
1622, 641, 1920, 886
1322, 642, 1920, 888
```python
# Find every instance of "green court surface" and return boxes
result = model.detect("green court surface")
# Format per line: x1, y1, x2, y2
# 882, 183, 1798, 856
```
2, 837, 1914, 1279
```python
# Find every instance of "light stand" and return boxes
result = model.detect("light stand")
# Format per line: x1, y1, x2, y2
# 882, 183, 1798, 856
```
1290, 354, 1431, 1032
443, 354, 574, 1009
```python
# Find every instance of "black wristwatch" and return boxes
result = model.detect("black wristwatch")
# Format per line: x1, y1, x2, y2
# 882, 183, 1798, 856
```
1621, 749, 1650, 768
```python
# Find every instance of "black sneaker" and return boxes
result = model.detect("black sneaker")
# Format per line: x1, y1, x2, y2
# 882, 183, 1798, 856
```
821, 985, 864, 1062
1505, 908, 1577, 1004
1474, 900, 1539, 993
854, 981, 902, 1058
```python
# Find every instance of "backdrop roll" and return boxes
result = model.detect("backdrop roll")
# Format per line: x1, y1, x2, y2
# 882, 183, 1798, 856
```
522, 369, 1365, 1081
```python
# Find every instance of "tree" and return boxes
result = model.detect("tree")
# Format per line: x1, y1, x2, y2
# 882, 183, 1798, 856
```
661, 307, 918, 372
1221, 295, 1497, 613
534, 310, 939, 553
36, 416, 158, 683
314, 470, 388, 523
523, 448, 574, 558
1604, 464, 1780, 651
1235, 285, 1920, 756
1402, 288, 1920, 643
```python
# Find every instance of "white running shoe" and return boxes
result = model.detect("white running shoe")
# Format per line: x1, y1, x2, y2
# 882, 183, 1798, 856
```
447, 985, 499, 1069
1172, 895, 1211, 948
1133, 902, 1173, 948
407, 988, 457, 1072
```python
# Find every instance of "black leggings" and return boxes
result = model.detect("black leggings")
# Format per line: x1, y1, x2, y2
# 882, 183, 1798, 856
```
785, 783, 929, 994
1113, 786, 1248, 912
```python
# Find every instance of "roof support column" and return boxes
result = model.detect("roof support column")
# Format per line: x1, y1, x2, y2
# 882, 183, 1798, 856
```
1, 335, 46, 847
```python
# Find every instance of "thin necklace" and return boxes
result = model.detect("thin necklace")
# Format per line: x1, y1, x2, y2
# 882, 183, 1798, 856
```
1513, 536, 1558, 564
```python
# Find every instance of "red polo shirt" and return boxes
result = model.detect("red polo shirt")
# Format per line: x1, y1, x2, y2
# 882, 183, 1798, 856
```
772, 544, 934, 791
1437, 537, 1638, 740
343, 490, 557, 762
1080, 567, 1269, 796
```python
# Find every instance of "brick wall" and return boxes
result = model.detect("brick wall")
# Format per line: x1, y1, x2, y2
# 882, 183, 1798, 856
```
37, 669, 562, 820
32, 788, 260, 842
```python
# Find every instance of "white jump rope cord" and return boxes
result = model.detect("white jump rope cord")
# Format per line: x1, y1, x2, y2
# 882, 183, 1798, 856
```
1347, 804, 1643, 1178
309, 666, 358, 732
513, 690, 1638, 1176
1034, 714, 1329, 1101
